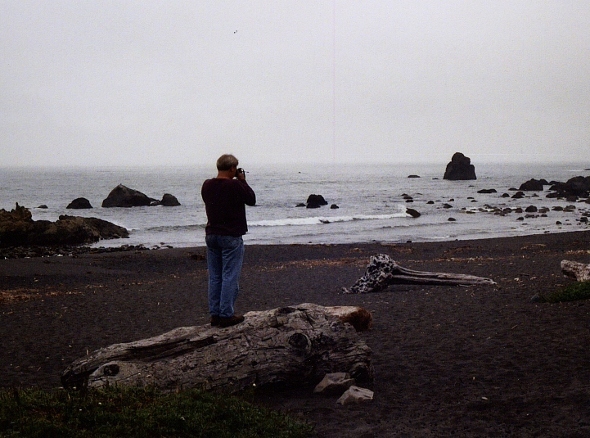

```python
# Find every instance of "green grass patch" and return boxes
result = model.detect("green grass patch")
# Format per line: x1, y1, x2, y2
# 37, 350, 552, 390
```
0, 386, 314, 437
540, 280, 590, 303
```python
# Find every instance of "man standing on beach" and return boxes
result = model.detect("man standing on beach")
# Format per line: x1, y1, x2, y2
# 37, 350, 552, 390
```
201, 154, 256, 328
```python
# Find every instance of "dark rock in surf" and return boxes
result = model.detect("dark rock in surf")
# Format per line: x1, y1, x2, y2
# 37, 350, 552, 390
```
408, 175, 420, 178
330, 204, 339, 209
102, 184, 159, 208
160, 194, 181, 207
519, 179, 545, 191
443, 152, 476, 180
477, 189, 497, 194
406, 208, 421, 218
37, 205, 48, 209
67, 197, 93, 209
306, 194, 328, 209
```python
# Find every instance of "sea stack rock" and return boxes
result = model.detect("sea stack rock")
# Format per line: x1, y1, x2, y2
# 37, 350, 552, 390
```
306, 194, 328, 209
443, 152, 476, 180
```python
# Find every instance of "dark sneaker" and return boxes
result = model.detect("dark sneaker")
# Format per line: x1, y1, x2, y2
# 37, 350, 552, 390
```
219, 314, 245, 328
210, 315, 220, 327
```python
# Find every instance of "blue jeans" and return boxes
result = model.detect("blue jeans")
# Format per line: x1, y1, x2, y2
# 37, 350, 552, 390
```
205, 234, 244, 318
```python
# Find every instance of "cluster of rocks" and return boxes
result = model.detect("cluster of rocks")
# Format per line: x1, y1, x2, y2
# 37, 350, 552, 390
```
62, 184, 181, 210
398, 162, 590, 226
458, 174, 589, 224
1, 184, 182, 256
513, 176, 590, 201
0, 203, 129, 248
470, 203, 587, 223
307, 153, 589, 227
510, 176, 590, 221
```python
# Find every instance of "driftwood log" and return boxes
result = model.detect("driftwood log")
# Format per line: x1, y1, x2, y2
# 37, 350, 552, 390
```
561, 260, 590, 282
61, 303, 373, 393
343, 254, 496, 294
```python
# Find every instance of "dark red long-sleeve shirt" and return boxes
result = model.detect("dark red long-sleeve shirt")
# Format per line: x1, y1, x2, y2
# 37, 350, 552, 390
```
201, 178, 256, 236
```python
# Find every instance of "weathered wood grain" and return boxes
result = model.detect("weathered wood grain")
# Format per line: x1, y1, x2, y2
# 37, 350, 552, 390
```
561, 260, 590, 281
343, 254, 496, 293
61, 303, 373, 393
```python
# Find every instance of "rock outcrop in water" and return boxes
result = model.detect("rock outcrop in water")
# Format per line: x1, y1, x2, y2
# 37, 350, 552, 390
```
101, 184, 181, 208
67, 197, 93, 209
547, 176, 590, 200
160, 193, 181, 206
102, 184, 159, 208
443, 152, 476, 180
306, 194, 328, 209
519, 179, 547, 191
0, 204, 129, 247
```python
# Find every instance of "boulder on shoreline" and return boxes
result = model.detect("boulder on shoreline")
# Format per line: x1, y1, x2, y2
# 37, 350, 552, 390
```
0, 204, 129, 247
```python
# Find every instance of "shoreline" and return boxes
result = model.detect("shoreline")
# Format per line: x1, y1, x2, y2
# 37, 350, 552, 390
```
2, 227, 588, 259
1, 230, 590, 436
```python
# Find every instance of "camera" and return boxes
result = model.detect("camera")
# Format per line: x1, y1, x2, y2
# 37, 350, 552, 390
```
236, 168, 245, 175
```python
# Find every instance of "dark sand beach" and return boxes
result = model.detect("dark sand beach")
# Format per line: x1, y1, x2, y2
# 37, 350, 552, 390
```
1, 231, 590, 437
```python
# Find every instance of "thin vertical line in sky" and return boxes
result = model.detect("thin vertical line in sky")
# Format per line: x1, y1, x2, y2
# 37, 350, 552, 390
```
332, 0, 336, 162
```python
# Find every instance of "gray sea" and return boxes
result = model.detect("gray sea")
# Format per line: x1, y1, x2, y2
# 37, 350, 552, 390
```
1, 162, 589, 248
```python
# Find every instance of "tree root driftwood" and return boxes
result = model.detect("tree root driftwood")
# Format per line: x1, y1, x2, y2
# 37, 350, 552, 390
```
61, 303, 373, 394
342, 254, 496, 294
561, 260, 590, 282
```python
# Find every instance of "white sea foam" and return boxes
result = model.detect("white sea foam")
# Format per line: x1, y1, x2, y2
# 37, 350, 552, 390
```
250, 211, 407, 227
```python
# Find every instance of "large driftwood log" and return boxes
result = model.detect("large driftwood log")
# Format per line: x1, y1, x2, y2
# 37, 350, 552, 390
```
343, 254, 496, 294
561, 260, 590, 281
61, 303, 373, 393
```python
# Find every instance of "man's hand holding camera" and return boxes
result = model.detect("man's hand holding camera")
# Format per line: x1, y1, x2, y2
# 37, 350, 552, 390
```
236, 168, 246, 181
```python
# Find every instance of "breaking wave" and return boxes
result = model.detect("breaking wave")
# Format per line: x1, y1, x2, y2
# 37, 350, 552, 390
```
249, 212, 408, 227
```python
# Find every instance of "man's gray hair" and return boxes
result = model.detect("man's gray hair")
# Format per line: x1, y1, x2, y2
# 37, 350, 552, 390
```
216, 154, 239, 171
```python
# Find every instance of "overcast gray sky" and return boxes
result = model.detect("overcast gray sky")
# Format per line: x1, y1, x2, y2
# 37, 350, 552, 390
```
2, 1, 589, 167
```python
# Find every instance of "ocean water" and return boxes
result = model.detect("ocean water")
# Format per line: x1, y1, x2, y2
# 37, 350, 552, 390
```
0, 162, 589, 248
